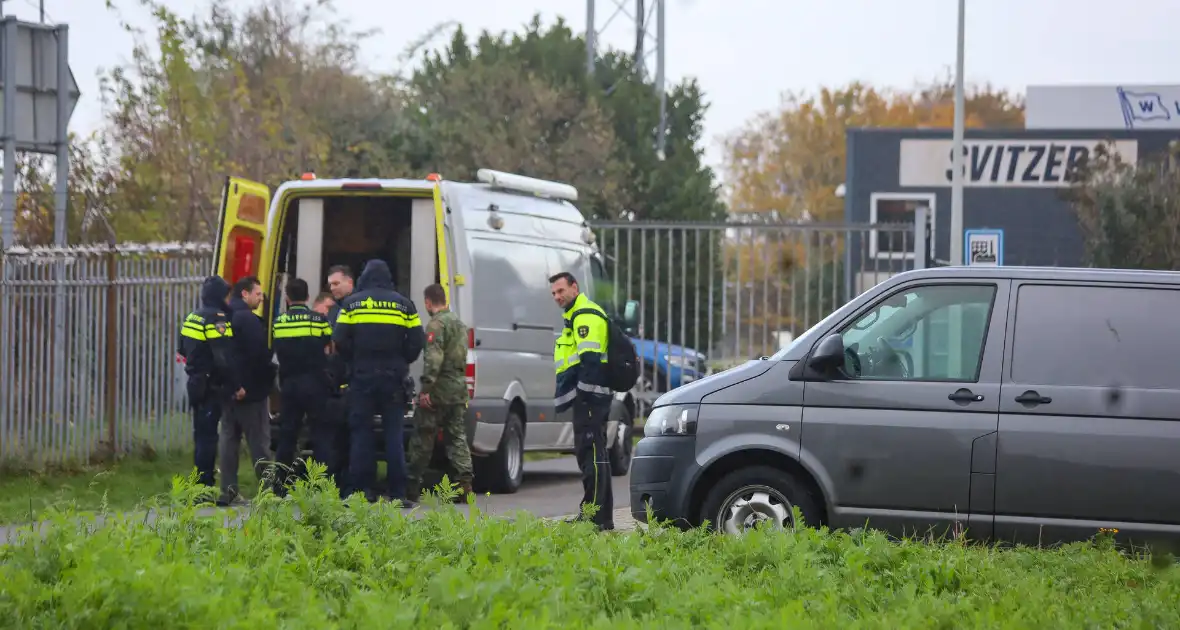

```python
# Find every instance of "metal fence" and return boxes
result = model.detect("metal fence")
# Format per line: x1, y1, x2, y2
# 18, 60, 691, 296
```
0, 244, 212, 466
0, 220, 923, 465
590, 221, 921, 398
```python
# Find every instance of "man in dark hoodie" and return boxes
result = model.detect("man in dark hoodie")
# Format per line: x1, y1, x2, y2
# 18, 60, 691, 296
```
333, 259, 425, 503
178, 276, 244, 493
217, 275, 275, 505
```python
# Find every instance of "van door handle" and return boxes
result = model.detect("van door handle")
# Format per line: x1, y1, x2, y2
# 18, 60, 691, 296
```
512, 322, 554, 332
948, 388, 984, 403
1015, 390, 1052, 406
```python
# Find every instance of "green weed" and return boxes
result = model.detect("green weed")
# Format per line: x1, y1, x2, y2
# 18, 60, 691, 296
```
0, 462, 1177, 628
0, 450, 261, 525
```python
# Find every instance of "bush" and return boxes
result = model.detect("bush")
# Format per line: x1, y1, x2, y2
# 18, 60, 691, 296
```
1068, 141, 1180, 269
1, 464, 1178, 628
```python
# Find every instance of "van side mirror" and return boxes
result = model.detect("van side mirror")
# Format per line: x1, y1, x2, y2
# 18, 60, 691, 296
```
808, 333, 846, 372
621, 300, 640, 335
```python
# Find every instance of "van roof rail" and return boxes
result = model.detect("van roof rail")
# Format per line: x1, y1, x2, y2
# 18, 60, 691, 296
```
476, 168, 578, 202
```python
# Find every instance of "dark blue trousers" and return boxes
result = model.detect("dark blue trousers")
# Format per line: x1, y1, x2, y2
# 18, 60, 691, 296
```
191, 399, 222, 487
275, 373, 333, 494
347, 370, 407, 500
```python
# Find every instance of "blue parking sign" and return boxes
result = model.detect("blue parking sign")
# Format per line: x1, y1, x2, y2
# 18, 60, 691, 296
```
964, 229, 1003, 266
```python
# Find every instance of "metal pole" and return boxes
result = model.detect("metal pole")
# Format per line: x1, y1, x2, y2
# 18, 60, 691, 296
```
53, 24, 69, 433
634, 0, 645, 80
913, 207, 928, 271
654, 0, 667, 160
54, 26, 68, 247
949, 0, 966, 266
585, 0, 596, 77
1, 17, 16, 250
105, 250, 118, 451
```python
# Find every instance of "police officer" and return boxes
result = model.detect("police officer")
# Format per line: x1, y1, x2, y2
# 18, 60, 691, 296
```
320, 279, 352, 494
312, 292, 336, 317
408, 283, 474, 502
333, 259, 425, 503
218, 275, 274, 506
271, 278, 333, 496
550, 271, 614, 531
178, 276, 244, 494
326, 265, 354, 325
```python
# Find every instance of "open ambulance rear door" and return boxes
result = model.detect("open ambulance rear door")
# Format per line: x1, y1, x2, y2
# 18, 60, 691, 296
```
212, 176, 272, 317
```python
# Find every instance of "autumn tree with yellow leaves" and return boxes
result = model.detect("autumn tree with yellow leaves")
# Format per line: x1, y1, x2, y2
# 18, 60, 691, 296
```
715, 79, 1025, 357
723, 79, 1024, 222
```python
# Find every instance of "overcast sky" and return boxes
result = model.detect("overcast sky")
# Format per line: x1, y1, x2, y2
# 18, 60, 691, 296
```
25, 0, 1180, 176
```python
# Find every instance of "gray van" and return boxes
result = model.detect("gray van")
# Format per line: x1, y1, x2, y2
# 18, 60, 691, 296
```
630, 265, 1180, 545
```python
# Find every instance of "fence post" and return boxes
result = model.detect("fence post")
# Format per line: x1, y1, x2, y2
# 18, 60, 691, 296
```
0, 251, 6, 458
104, 249, 118, 452
913, 206, 929, 271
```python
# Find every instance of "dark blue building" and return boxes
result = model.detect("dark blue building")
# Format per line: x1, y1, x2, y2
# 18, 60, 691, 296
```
844, 128, 1179, 284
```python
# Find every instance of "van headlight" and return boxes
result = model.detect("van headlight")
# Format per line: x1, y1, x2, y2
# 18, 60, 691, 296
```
644, 404, 698, 437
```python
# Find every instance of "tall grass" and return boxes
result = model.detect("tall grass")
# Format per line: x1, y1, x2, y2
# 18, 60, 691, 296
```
0, 463, 1176, 628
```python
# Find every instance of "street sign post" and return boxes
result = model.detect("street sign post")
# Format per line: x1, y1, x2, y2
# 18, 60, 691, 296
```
0, 17, 79, 448
0, 17, 79, 249
964, 229, 1003, 266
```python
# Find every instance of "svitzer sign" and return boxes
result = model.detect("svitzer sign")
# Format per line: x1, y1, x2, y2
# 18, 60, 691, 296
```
898, 139, 1139, 188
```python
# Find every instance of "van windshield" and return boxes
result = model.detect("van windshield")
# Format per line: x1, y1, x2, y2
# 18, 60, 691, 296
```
589, 255, 617, 312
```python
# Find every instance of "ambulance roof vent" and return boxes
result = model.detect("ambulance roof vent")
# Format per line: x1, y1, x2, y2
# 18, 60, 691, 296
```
476, 169, 578, 202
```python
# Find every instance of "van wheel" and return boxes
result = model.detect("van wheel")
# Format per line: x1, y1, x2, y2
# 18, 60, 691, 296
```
608, 405, 633, 476
475, 412, 524, 494
699, 466, 821, 534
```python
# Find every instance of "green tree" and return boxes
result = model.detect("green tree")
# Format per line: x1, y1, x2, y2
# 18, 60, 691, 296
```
404, 17, 725, 354
97, 0, 405, 241
409, 26, 630, 217
1067, 143, 1180, 269
11, 134, 122, 246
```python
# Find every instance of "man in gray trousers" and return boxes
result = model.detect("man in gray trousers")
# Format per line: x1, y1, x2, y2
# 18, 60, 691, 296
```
218, 275, 275, 506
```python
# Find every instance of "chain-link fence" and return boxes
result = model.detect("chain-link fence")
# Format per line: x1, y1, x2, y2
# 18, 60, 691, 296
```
0, 244, 213, 466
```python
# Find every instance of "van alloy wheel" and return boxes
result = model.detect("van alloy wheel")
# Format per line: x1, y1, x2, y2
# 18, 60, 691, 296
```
505, 426, 523, 483
475, 411, 524, 494
717, 484, 794, 534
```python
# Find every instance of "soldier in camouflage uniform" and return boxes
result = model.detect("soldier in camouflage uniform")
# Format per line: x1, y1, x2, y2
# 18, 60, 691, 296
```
407, 283, 474, 501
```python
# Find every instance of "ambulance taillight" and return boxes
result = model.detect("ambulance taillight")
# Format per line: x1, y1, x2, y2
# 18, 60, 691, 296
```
466, 328, 476, 399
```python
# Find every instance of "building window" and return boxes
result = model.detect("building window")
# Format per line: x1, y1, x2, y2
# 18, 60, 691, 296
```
869, 192, 936, 260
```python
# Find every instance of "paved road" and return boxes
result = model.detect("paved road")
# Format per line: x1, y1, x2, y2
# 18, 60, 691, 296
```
0, 457, 632, 544
476, 456, 631, 519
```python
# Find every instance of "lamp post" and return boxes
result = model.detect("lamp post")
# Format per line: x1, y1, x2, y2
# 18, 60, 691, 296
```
949, 0, 966, 266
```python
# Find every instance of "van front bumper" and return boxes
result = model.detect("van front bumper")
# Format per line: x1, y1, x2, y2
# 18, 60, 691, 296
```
629, 435, 698, 528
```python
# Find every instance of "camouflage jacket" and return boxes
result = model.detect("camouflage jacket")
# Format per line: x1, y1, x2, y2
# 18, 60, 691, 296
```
419, 308, 469, 405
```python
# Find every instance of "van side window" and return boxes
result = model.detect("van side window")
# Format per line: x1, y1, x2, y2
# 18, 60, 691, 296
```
1011, 284, 1180, 389
838, 284, 996, 382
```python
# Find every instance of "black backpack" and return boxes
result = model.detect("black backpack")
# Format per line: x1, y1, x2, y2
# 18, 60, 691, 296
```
572, 308, 641, 392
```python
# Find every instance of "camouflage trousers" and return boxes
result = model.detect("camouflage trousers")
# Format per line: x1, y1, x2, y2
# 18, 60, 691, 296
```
407, 403, 473, 492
